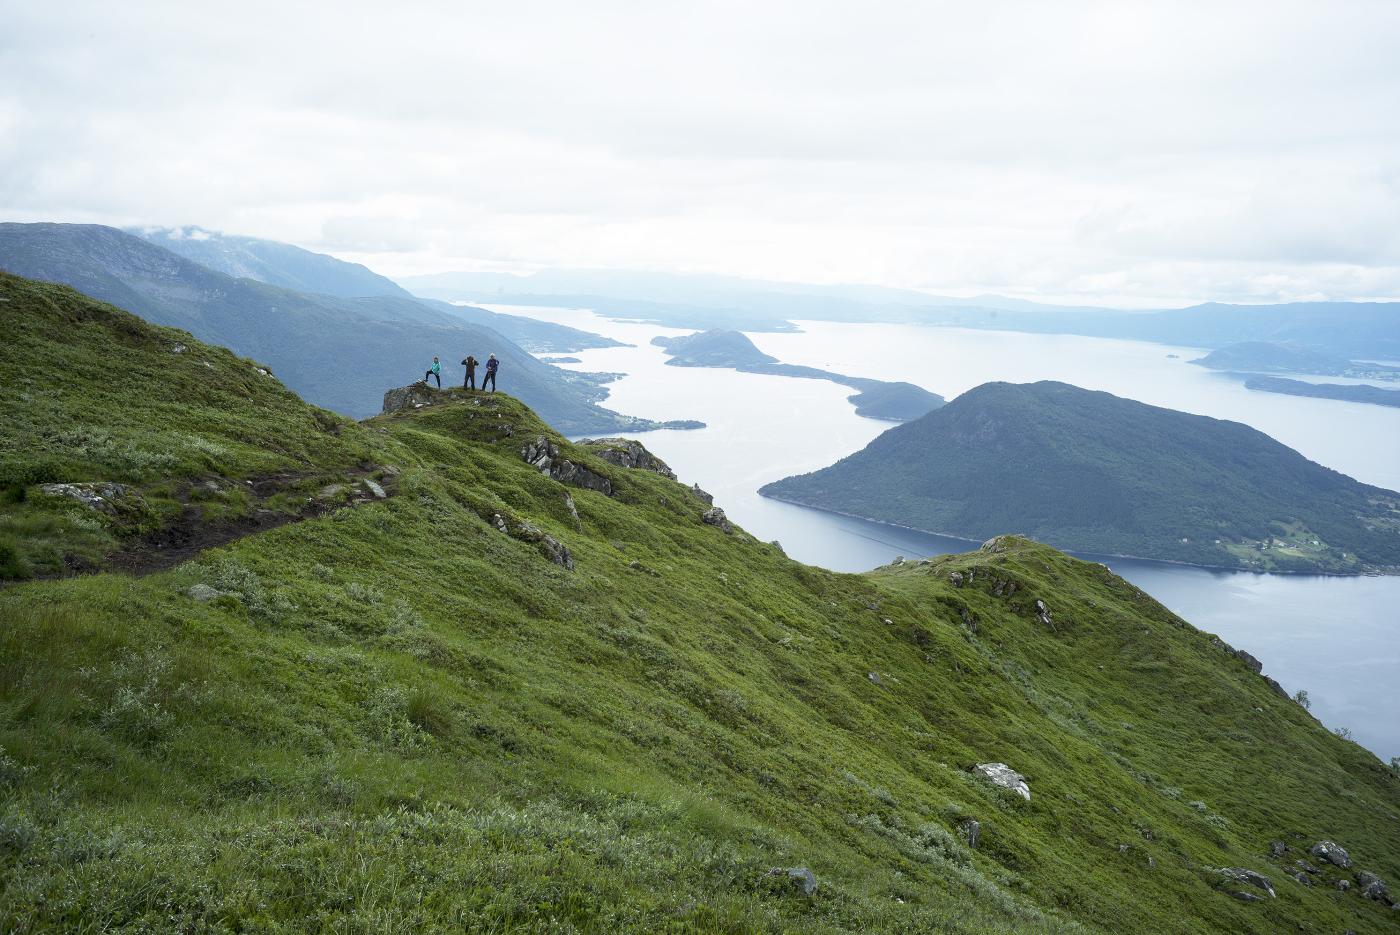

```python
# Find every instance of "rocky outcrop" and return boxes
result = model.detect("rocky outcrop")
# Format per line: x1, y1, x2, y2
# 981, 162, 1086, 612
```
1309, 840, 1351, 868
690, 483, 714, 505
1034, 599, 1053, 627
972, 762, 1030, 800
38, 482, 137, 515
1210, 636, 1264, 674
521, 436, 613, 496
960, 818, 981, 849
1355, 870, 1390, 903
490, 512, 574, 570
1211, 867, 1276, 900
576, 438, 677, 479
382, 383, 441, 414
701, 507, 732, 533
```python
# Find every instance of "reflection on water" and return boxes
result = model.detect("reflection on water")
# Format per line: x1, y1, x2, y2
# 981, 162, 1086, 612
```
482, 303, 1400, 759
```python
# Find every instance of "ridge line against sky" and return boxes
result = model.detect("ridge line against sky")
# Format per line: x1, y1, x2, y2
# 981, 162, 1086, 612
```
2, 1, 1399, 308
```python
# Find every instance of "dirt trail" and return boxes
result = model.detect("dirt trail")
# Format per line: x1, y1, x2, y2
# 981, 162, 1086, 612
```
21, 466, 399, 584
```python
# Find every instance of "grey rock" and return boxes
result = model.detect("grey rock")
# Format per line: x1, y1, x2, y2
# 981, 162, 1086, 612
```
187, 584, 220, 602
491, 513, 575, 570
960, 818, 980, 849
1034, 599, 1052, 627
521, 436, 613, 496
1234, 649, 1263, 674
1264, 676, 1291, 699
1293, 872, 1313, 886
1268, 840, 1286, 858
1309, 840, 1352, 868
37, 481, 132, 514
867, 671, 883, 685
701, 507, 732, 533
362, 478, 387, 499
1355, 870, 1389, 902
1295, 860, 1318, 874
381, 383, 440, 414
1336, 879, 1352, 892
690, 483, 714, 505
958, 606, 977, 632
1212, 867, 1276, 898
1210, 636, 1264, 674
171, 342, 186, 354
767, 866, 817, 896
972, 762, 1030, 801
948, 571, 965, 588
576, 438, 677, 479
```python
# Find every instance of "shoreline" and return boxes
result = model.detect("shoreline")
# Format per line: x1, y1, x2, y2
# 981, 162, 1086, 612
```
758, 491, 1389, 579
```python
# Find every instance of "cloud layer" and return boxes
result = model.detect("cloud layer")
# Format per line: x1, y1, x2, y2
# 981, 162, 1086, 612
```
3, 0, 1399, 305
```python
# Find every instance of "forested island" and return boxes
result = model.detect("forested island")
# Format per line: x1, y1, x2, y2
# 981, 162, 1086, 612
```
762, 381, 1400, 574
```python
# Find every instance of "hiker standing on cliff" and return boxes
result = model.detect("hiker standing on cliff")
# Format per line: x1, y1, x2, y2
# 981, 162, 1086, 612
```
482, 353, 499, 392
461, 354, 478, 390
424, 356, 441, 388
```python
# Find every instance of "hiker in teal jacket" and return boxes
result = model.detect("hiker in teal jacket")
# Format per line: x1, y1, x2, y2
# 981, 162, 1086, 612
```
424, 356, 441, 388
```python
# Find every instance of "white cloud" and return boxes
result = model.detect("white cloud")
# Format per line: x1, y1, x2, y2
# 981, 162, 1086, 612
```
2, 0, 1400, 305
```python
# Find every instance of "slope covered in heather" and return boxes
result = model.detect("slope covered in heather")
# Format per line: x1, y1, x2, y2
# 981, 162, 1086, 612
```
1, 285, 1399, 933
761, 381, 1400, 574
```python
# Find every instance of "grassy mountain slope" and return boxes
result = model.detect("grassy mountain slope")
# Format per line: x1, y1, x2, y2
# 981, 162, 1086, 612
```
0, 223, 651, 431
654, 330, 945, 421
761, 381, 1400, 574
2, 280, 1399, 932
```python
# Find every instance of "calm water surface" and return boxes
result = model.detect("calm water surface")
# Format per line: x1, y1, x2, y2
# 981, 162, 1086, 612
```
484, 304, 1400, 758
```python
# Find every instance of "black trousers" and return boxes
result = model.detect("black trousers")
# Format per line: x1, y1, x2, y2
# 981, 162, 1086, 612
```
464, 373, 476, 389
425, 370, 440, 387
483, 371, 497, 391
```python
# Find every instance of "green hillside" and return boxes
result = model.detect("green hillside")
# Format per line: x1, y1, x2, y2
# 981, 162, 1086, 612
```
2, 278, 1399, 932
0, 223, 649, 431
762, 381, 1400, 574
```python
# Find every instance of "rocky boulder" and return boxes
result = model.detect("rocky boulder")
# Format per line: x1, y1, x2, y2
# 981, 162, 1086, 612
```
490, 512, 575, 571
701, 507, 732, 533
521, 436, 613, 496
971, 762, 1030, 801
1309, 840, 1352, 869
576, 438, 677, 479
690, 483, 714, 505
37, 481, 135, 515
381, 383, 441, 414
1355, 870, 1390, 903
1211, 867, 1277, 900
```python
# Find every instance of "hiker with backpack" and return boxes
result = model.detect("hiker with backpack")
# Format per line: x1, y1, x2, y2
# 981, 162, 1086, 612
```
424, 356, 442, 388
462, 354, 478, 390
483, 354, 499, 392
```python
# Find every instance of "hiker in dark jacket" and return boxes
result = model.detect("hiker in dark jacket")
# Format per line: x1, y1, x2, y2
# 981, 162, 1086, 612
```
461, 354, 478, 390
483, 353, 499, 392
424, 356, 441, 388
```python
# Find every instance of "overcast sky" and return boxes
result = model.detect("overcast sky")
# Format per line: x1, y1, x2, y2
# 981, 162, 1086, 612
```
3, 1, 1399, 306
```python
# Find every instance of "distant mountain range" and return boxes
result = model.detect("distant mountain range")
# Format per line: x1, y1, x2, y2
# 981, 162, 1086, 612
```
652, 329, 944, 421
401, 268, 1400, 359
0, 223, 667, 433
130, 226, 621, 355
761, 381, 1400, 574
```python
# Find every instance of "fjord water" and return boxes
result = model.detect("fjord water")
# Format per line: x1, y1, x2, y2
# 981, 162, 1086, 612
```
484, 304, 1400, 759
